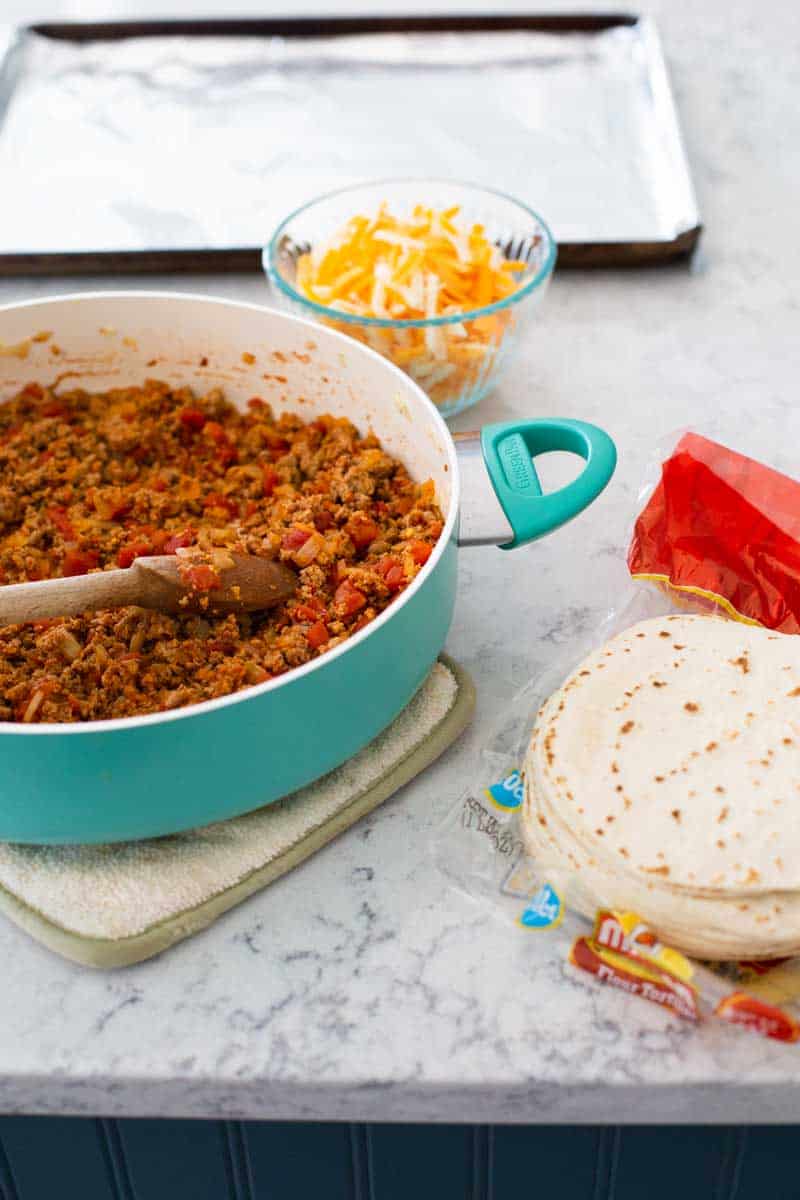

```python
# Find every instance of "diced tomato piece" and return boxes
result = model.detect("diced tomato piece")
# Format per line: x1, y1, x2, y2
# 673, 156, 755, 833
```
48, 505, 75, 540
347, 514, 379, 551
203, 421, 226, 443
373, 501, 389, 517
42, 401, 66, 419
179, 408, 206, 431
117, 540, 152, 568
293, 604, 318, 622
282, 528, 311, 552
334, 580, 367, 617
409, 541, 433, 566
244, 500, 259, 517
266, 435, 290, 461
63, 549, 99, 576
185, 564, 221, 592
152, 477, 167, 493
38, 450, 53, 465
314, 510, 334, 532
216, 443, 238, 467
394, 496, 414, 516
307, 620, 330, 649
262, 466, 279, 497
22, 382, 44, 400
163, 529, 194, 554
376, 556, 405, 592
203, 492, 239, 519
247, 397, 267, 410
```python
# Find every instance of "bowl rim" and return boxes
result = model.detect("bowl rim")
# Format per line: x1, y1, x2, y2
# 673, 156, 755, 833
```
0, 289, 460, 737
263, 177, 557, 329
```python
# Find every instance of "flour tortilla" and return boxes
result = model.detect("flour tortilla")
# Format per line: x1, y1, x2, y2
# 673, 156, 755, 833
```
526, 616, 800, 898
523, 761, 800, 960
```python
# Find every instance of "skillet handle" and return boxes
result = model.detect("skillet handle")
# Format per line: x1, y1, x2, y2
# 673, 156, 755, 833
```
455, 420, 616, 549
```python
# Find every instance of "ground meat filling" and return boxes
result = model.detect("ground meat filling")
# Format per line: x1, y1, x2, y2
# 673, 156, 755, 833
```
0, 381, 444, 723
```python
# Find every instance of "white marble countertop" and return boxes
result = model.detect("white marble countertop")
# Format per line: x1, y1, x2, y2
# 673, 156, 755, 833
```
2, 0, 800, 1123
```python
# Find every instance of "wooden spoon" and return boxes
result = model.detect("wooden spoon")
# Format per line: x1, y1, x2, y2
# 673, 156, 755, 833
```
0, 553, 298, 627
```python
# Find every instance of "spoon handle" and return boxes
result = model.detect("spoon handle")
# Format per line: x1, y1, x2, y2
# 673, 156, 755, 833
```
0, 568, 142, 627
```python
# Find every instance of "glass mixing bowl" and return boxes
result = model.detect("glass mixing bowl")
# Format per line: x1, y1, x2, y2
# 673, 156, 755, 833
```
263, 179, 556, 419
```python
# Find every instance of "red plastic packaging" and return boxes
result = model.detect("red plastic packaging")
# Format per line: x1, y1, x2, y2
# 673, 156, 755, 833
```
628, 432, 800, 633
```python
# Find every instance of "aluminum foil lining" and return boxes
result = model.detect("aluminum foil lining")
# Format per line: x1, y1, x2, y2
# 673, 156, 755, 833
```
0, 20, 699, 256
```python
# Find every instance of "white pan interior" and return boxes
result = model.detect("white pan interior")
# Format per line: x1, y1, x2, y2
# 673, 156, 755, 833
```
0, 291, 457, 518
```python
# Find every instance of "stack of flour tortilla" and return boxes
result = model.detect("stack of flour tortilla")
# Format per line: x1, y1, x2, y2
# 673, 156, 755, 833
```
522, 615, 800, 960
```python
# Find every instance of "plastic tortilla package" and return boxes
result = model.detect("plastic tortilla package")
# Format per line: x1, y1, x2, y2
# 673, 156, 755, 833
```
434, 432, 800, 1043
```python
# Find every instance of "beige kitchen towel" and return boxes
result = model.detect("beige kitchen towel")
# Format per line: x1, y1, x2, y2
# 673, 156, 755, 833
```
0, 656, 474, 968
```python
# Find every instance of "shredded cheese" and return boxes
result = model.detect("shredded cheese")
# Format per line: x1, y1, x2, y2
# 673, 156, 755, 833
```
293, 203, 530, 410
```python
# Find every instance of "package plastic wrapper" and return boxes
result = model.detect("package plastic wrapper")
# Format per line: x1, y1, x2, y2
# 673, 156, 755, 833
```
433, 431, 800, 1042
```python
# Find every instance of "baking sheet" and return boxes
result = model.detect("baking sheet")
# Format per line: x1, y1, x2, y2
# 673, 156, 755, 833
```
0, 15, 700, 273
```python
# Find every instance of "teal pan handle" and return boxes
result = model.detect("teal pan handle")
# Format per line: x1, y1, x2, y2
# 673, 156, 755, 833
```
480, 419, 617, 549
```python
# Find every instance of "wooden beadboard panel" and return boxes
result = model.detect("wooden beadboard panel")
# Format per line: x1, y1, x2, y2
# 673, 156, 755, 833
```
242, 1120, 355, 1200
0, 1117, 116, 1200
613, 1127, 745, 1200
116, 1119, 234, 1200
492, 1126, 609, 1199
367, 1125, 479, 1200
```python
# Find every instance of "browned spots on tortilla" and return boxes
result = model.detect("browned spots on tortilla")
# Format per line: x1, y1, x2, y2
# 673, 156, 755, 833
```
789, 687, 800, 697
273, 350, 288, 363
579, 670, 591, 677
636, 632, 646, 638
658, 631, 670, 638
577, 806, 584, 815
684, 702, 699, 713
623, 797, 632, 810
606, 814, 615, 823
742, 867, 761, 885
729, 654, 750, 674
783, 737, 794, 746
615, 784, 623, 793
620, 720, 635, 734
597, 664, 605, 670
619, 847, 629, 857
760, 758, 771, 767
714, 785, 725, 794
775, 856, 784, 870
538, 814, 547, 827
643, 864, 670, 876
595, 828, 605, 837
654, 775, 665, 783
718, 806, 730, 822
738, 903, 749, 912
611, 762, 619, 774
652, 679, 667, 688
671, 809, 681, 822
717, 839, 725, 849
